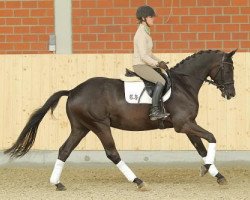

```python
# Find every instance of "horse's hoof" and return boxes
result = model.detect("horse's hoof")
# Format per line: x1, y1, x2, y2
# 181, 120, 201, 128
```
55, 183, 67, 191
200, 165, 208, 177
137, 182, 150, 191
217, 177, 228, 185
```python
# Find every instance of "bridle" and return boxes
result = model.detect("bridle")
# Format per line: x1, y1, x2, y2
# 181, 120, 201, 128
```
204, 54, 234, 92
170, 53, 235, 96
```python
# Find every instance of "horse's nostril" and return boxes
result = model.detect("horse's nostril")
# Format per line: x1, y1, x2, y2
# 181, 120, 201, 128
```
229, 91, 235, 98
231, 90, 236, 97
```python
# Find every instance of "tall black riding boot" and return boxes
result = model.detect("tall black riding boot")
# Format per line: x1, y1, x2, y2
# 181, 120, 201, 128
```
149, 82, 170, 121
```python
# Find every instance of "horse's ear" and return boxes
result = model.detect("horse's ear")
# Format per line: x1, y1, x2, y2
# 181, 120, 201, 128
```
227, 48, 238, 58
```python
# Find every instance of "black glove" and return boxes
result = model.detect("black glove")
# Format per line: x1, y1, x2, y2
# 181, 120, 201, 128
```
157, 61, 169, 70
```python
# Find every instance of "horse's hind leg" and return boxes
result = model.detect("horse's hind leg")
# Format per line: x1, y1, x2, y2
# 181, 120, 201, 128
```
93, 123, 147, 190
50, 126, 89, 191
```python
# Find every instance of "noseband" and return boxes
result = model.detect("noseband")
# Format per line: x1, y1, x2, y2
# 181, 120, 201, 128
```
204, 54, 234, 91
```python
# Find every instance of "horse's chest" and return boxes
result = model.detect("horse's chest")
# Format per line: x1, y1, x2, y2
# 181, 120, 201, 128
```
167, 95, 199, 118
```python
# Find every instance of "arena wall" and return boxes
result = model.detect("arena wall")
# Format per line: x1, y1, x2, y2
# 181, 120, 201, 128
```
0, 53, 249, 151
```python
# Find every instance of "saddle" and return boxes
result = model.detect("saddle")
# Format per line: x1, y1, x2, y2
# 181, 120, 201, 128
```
125, 68, 171, 98
124, 68, 171, 129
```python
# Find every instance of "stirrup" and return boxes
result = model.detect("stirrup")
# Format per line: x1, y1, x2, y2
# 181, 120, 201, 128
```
150, 114, 168, 121
149, 111, 169, 121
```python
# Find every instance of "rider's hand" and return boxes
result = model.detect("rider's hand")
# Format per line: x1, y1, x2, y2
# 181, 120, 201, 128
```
157, 61, 169, 70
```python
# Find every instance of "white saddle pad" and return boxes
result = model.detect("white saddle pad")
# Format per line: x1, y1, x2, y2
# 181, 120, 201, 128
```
124, 81, 171, 104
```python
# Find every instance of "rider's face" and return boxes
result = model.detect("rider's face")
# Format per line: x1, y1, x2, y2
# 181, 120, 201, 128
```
145, 16, 155, 26
143, 16, 154, 26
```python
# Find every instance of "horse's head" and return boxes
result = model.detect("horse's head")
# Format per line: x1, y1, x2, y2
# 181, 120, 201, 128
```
209, 49, 237, 100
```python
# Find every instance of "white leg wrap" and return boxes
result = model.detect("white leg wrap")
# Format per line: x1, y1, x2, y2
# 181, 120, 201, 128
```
208, 164, 219, 177
202, 156, 219, 177
50, 159, 65, 185
116, 160, 136, 182
205, 143, 216, 164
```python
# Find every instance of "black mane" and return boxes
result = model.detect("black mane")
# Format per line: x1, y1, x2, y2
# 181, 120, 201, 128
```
172, 50, 223, 69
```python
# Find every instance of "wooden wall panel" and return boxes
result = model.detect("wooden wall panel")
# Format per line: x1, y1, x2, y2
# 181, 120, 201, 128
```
0, 53, 249, 151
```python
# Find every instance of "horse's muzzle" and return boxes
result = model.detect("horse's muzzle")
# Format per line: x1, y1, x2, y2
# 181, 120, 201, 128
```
222, 85, 235, 100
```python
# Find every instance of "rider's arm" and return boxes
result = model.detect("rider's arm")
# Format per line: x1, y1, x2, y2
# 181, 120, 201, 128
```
151, 53, 161, 63
136, 35, 159, 67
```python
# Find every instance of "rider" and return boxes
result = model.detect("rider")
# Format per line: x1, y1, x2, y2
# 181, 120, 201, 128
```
133, 5, 170, 121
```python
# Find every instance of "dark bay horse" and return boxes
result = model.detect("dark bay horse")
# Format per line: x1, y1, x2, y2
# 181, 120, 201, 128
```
4, 49, 236, 191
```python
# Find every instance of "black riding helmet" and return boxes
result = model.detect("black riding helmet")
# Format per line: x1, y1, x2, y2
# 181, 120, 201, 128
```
136, 5, 156, 24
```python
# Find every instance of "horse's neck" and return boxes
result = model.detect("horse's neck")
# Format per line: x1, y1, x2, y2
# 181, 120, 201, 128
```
186, 54, 217, 76
173, 53, 221, 93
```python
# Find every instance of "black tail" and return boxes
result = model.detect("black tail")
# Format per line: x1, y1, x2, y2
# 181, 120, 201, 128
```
4, 90, 69, 158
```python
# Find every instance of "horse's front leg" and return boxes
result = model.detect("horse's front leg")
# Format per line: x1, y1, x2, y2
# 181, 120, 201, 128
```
174, 121, 227, 185
187, 134, 227, 184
